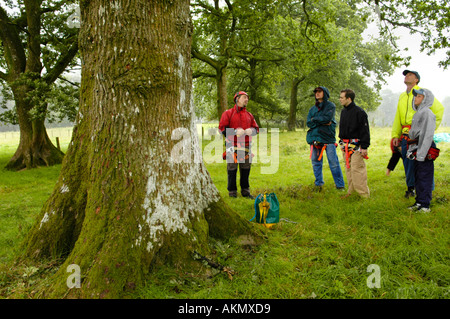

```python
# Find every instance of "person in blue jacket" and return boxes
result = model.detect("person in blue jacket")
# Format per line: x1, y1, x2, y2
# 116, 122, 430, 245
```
306, 86, 345, 191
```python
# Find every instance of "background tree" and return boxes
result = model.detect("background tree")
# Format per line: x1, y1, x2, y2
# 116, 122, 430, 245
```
191, 0, 276, 120
223, 0, 401, 130
0, 0, 79, 170
368, 89, 400, 126
226, 8, 287, 127
364, 0, 450, 68
21, 0, 259, 298
191, 0, 236, 119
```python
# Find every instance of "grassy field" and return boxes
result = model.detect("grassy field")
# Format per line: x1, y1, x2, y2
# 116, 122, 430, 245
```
0, 126, 449, 299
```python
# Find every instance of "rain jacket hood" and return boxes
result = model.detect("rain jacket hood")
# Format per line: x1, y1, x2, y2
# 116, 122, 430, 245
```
315, 86, 330, 104
391, 85, 444, 138
412, 88, 434, 112
408, 88, 437, 161
307, 86, 337, 145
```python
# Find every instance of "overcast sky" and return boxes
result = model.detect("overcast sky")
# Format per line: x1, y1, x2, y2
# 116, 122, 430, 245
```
378, 28, 450, 102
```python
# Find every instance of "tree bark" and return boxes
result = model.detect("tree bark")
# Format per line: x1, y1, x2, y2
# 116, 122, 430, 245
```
287, 78, 300, 131
216, 66, 228, 117
191, 48, 229, 119
287, 77, 305, 131
21, 0, 259, 299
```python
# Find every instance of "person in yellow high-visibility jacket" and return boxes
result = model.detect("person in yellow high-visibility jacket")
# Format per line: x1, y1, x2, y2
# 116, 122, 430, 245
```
391, 70, 444, 198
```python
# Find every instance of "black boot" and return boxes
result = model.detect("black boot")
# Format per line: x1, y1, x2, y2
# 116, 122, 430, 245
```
227, 169, 238, 197
240, 168, 254, 199
404, 186, 415, 198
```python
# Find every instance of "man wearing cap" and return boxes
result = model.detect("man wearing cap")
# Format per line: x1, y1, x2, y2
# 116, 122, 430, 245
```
306, 86, 345, 191
219, 91, 259, 198
391, 70, 444, 198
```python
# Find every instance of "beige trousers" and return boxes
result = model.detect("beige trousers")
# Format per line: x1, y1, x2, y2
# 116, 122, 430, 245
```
344, 151, 370, 198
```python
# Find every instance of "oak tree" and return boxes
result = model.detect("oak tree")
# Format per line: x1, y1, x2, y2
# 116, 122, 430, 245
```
0, 0, 79, 170
21, 0, 258, 298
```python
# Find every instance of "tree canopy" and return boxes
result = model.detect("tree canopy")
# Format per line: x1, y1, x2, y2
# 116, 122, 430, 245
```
366, 0, 450, 68
192, 0, 402, 128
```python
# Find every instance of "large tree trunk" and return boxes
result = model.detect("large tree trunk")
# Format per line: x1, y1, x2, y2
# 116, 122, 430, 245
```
6, 87, 64, 170
21, 0, 259, 299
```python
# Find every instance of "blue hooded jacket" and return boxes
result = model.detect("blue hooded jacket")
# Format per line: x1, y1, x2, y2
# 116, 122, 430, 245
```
306, 86, 337, 145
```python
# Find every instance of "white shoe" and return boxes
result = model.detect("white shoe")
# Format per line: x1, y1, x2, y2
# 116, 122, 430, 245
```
417, 207, 431, 213
408, 203, 421, 211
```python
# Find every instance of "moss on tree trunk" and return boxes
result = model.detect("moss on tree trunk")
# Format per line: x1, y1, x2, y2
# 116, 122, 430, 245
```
20, 0, 260, 299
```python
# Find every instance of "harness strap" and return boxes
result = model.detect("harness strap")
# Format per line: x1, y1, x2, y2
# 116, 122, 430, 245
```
318, 144, 327, 161
401, 125, 412, 141
340, 139, 361, 169
309, 142, 327, 161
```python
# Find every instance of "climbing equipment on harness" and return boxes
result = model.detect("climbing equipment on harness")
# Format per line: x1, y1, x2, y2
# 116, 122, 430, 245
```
401, 125, 413, 143
310, 141, 326, 161
339, 139, 368, 169
223, 137, 254, 163
310, 141, 339, 161
407, 139, 440, 161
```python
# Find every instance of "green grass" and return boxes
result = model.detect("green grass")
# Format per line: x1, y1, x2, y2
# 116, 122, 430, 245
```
0, 126, 449, 299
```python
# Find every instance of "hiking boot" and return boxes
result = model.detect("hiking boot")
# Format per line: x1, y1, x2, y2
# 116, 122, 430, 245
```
408, 203, 421, 211
313, 185, 323, 192
404, 190, 415, 198
229, 191, 237, 198
242, 193, 255, 200
340, 193, 352, 199
417, 207, 431, 213
404, 188, 415, 198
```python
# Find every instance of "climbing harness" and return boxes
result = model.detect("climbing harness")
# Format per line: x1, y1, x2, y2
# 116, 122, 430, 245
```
339, 139, 368, 169
407, 139, 440, 161
309, 141, 326, 161
222, 137, 253, 163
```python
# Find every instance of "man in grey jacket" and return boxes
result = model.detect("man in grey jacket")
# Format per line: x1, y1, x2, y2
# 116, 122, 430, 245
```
406, 88, 438, 212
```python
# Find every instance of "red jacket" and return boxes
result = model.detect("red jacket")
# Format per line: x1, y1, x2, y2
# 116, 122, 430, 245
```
219, 105, 259, 146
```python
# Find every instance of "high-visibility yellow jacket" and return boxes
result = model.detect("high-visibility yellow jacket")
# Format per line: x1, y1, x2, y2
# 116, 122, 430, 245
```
392, 85, 444, 138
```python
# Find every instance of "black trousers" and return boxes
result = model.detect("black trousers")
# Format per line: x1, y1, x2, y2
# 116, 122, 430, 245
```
414, 159, 434, 208
227, 162, 251, 196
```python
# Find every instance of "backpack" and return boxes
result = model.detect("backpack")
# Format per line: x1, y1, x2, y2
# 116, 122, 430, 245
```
250, 192, 280, 229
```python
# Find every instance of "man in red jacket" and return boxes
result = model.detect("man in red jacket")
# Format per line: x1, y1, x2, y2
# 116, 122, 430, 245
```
219, 91, 259, 198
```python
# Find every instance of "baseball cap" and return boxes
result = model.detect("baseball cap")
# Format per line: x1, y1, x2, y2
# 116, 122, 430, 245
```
412, 88, 425, 96
313, 87, 323, 93
403, 70, 420, 82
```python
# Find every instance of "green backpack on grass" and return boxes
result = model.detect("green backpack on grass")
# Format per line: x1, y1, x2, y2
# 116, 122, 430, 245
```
250, 192, 279, 229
